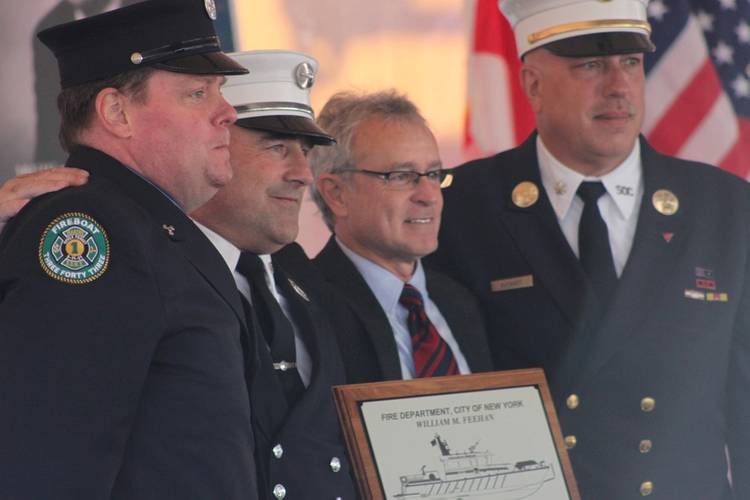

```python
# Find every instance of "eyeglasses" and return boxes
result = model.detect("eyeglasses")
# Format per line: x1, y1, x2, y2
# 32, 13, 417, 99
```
333, 168, 453, 190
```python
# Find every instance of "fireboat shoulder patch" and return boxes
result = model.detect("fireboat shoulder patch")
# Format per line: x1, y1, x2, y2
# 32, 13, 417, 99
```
38, 212, 110, 284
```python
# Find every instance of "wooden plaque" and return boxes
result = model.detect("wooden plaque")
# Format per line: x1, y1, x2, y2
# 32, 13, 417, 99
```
333, 368, 580, 500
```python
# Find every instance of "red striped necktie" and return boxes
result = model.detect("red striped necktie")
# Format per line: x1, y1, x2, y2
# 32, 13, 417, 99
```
399, 283, 459, 377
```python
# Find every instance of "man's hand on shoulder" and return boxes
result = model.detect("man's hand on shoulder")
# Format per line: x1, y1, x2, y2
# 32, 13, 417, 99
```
0, 167, 89, 230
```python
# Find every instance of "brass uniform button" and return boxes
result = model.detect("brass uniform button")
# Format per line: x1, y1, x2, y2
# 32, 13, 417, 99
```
566, 394, 580, 410
564, 435, 577, 449
640, 397, 655, 412
639, 439, 652, 454
652, 189, 679, 215
640, 481, 654, 496
512, 181, 539, 208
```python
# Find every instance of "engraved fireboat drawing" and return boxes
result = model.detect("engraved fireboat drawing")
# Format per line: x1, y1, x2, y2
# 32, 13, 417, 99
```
393, 434, 555, 499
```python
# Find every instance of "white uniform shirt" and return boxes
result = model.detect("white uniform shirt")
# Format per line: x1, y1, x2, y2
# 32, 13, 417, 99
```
337, 238, 471, 379
537, 136, 644, 276
194, 221, 312, 386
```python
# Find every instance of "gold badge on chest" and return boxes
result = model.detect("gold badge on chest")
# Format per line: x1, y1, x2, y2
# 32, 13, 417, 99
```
652, 189, 679, 216
512, 181, 539, 208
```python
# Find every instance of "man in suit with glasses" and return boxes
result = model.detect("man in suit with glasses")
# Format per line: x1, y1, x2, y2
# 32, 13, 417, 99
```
308, 90, 492, 384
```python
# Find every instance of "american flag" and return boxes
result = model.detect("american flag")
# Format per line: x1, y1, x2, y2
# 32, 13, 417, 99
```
645, 0, 750, 177
465, 0, 750, 178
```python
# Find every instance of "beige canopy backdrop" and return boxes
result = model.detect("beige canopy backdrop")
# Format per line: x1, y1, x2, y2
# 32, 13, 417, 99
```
0, 0, 471, 256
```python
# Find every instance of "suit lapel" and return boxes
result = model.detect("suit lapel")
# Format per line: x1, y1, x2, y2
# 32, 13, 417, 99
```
170, 221, 248, 327
570, 141, 691, 386
315, 238, 403, 380
493, 136, 589, 327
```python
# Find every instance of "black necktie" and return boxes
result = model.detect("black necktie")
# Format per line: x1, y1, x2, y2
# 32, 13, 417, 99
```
236, 252, 305, 405
577, 182, 618, 303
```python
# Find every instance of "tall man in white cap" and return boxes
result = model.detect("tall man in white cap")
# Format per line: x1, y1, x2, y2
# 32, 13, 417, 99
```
427, 1, 750, 498
0, 1, 259, 499
190, 50, 356, 500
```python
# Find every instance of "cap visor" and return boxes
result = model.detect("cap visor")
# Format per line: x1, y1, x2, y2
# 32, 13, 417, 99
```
236, 115, 335, 145
545, 32, 655, 57
154, 51, 248, 75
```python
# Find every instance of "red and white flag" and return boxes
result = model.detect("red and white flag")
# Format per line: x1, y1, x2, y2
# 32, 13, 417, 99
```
464, 0, 533, 160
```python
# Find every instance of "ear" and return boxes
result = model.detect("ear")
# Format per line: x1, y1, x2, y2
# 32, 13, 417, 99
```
520, 63, 543, 113
93, 87, 133, 139
316, 173, 349, 219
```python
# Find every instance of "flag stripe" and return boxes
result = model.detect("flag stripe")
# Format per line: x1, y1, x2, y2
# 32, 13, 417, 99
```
647, 59, 722, 156
720, 118, 750, 179
679, 93, 739, 165
643, 17, 707, 134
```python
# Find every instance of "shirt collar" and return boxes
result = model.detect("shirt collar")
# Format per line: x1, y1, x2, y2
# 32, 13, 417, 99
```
193, 222, 279, 298
336, 237, 427, 314
193, 220, 241, 272
537, 136, 642, 220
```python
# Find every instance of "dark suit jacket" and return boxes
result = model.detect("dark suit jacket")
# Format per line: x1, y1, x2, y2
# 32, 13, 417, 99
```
0, 147, 257, 499
312, 237, 493, 384
426, 134, 750, 500
248, 244, 356, 500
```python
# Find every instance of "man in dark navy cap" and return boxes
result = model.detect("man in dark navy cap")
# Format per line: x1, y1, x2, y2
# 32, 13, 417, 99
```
0, 1, 260, 499
427, 0, 750, 499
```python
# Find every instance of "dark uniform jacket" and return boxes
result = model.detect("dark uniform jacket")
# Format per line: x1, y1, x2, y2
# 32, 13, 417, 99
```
313, 236, 493, 384
0, 147, 257, 499
426, 134, 750, 500
250, 243, 357, 500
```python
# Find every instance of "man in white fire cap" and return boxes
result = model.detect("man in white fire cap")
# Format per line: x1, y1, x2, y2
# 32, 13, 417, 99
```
427, 1, 750, 498
190, 50, 357, 500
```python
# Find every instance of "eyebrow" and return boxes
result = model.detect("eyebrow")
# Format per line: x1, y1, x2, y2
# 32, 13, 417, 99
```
390, 160, 443, 171
185, 75, 227, 86
258, 132, 311, 144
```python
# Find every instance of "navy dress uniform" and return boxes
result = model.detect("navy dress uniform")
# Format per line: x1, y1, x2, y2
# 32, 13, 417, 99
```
0, 2, 257, 499
214, 51, 357, 500
426, 1, 750, 499
252, 253, 356, 500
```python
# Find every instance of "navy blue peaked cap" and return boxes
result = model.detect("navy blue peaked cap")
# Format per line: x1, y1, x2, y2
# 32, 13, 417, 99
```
37, 0, 248, 89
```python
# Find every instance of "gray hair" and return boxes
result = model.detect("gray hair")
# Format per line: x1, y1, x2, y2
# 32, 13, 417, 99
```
309, 89, 427, 231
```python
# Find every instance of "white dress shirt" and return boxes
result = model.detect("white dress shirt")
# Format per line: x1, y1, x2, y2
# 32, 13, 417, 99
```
194, 221, 312, 386
337, 238, 471, 379
537, 136, 644, 277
